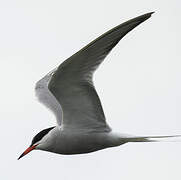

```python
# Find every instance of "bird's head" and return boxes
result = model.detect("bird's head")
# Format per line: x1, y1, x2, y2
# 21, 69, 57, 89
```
18, 126, 55, 160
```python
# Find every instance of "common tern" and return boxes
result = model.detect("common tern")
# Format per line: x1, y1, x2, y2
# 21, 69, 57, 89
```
18, 12, 180, 160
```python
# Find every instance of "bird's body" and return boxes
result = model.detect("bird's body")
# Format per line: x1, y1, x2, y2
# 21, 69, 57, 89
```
18, 12, 180, 160
37, 127, 125, 155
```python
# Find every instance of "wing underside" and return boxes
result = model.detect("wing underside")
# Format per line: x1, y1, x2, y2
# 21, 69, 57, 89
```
35, 69, 63, 126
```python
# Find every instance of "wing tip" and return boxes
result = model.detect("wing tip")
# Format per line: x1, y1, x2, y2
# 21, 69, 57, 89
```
147, 11, 155, 17
139, 11, 155, 20
148, 11, 155, 15
128, 11, 155, 26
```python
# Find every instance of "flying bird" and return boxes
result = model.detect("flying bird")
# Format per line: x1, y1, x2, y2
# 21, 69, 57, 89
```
18, 12, 180, 160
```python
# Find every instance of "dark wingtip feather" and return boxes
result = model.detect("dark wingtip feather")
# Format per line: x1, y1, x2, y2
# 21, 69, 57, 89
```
148, 11, 155, 15
137, 11, 155, 21
147, 11, 155, 17
143, 11, 155, 19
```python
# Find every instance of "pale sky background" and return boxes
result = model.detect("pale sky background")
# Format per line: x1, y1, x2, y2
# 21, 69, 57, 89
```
1, 0, 181, 179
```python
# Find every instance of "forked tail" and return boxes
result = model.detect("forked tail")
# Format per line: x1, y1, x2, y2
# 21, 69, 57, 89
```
124, 135, 181, 142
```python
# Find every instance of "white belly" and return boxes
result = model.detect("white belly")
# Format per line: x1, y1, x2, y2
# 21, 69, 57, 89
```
51, 130, 126, 155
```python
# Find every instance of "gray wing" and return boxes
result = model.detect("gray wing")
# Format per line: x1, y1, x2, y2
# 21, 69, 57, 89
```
35, 68, 63, 125
48, 12, 153, 132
